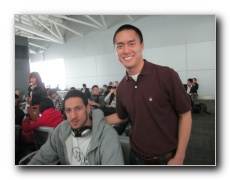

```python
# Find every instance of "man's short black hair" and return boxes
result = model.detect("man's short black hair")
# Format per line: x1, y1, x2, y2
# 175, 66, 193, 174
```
113, 24, 143, 45
64, 90, 88, 110
187, 78, 193, 83
92, 85, 99, 90
39, 97, 55, 113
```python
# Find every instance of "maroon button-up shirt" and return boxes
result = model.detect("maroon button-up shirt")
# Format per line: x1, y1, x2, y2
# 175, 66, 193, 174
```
116, 60, 191, 157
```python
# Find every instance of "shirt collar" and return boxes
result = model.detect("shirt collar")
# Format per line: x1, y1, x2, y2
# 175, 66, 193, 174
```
125, 59, 152, 81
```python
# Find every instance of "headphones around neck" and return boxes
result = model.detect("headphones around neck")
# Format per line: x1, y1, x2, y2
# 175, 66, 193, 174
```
71, 126, 92, 137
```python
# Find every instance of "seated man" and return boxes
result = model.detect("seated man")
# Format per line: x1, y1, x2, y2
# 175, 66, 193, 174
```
22, 97, 63, 133
48, 89, 64, 114
184, 78, 197, 108
27, 90, 124, 165
88, 85, 105, 110
80, 83, 91, 100
192, 78, 199, 95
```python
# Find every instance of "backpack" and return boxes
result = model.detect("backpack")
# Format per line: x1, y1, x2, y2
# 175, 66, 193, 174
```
192, 103, 211, 114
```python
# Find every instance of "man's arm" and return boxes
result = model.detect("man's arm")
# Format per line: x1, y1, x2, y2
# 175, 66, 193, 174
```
168, 110, 192, 165
104, 113, 126, 125
28, 129, 60, 165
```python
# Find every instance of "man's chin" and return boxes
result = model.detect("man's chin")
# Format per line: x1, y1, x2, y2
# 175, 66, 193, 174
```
71, 124, 81, 130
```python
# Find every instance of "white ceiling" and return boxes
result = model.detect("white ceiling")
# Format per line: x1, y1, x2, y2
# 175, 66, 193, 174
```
15, 15, 146, 54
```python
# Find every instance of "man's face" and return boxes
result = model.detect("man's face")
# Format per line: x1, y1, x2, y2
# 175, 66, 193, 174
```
64, 97, 91, 130
114, 29, 144, 70
114, 82, 118, 87
92, 87, 99, 95
187, 81, 192, 87
50, 93, 57, 99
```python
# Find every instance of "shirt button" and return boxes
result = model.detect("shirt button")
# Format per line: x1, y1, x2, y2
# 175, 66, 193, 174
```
135, 86, 137, 88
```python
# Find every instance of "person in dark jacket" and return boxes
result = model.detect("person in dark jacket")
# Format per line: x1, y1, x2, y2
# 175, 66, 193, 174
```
192, 78, 199, 95
81, 83, 91, 100
28, 72, 48, 105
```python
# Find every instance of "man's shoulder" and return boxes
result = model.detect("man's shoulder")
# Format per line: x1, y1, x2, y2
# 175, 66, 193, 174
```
51, 120, 71, 139
55, 120, 70, 131
149, 61, 175, 73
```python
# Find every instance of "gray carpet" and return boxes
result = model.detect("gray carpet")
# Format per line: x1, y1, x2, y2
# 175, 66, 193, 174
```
184, 99, 216, 165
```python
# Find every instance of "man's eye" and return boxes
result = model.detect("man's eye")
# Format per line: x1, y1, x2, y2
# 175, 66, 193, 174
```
117, 45, 123, 49
65, 109, 70, 113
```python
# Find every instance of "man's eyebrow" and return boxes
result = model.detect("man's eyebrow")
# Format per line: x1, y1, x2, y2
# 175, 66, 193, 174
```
65, 105, 82, 110
129, 39, 135, 43
115, 42, 124, 45
115, 39, 136, 45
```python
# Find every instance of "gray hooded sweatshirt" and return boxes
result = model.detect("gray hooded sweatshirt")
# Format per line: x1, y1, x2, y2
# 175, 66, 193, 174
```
28, 109, 124, 165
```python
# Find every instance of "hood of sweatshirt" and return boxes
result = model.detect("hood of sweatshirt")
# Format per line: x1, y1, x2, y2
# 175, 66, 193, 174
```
57, 109, 105, 148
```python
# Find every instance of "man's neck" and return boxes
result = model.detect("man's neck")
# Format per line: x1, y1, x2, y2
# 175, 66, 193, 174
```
127, 59, 144, 76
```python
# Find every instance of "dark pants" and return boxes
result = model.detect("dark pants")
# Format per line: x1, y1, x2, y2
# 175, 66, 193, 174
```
129, 149, 175, 165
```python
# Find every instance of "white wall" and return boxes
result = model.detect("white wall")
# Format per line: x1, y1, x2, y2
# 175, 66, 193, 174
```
30, 15, 216, 98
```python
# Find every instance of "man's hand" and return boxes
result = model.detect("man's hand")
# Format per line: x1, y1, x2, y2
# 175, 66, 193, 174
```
167, 156, 184, 165
89, 101, 99, 107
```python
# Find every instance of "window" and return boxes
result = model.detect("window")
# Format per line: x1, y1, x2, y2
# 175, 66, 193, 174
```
29, 58, 65, 90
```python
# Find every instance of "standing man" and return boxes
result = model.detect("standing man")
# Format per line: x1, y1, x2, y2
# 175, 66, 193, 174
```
105, 24, 192, 165
28, 90, 124, 165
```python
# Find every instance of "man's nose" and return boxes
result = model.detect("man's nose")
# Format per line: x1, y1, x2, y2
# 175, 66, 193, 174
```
69, 110, 77, 119
123, 45, 131, 53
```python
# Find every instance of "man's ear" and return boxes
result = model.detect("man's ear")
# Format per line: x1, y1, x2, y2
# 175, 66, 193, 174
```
87, 104, 91, 114
141, 42, 144, 51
